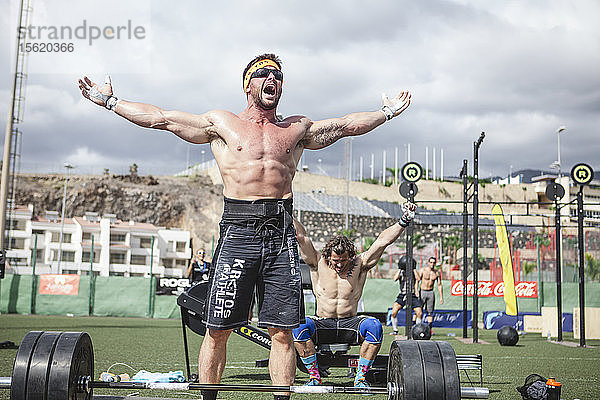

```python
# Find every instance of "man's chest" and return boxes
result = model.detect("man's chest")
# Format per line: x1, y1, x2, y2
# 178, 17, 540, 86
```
423, 269, 437, 281
225, 122, 307, 156
316, 265, 365, 295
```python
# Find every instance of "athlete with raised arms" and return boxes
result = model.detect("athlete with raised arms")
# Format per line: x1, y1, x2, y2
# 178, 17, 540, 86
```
78, 53, 411, 399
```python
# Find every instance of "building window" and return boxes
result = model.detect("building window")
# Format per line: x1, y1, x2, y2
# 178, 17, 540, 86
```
110, 233, 126, 243
131, 255, 147, 265
110, 252, 126, 264
140, 237, 153, 248
82, 251, 99, 263
50, 232, 71, 243
176, 241, 186, 252
32, 230, 45, 241
162, 258, 174, 268
83, 232, 93, 240
31, 248, 44, 262
62, 251, 75, 262
8, 219, 26, 230
175, 259, 187, 267
9, 238, 25, 249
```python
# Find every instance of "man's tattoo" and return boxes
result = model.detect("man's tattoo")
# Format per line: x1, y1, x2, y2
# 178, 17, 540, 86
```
312, 122, 346, 146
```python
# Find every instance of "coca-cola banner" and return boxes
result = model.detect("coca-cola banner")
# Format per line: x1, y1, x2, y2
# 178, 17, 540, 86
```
451, 280, 537, 298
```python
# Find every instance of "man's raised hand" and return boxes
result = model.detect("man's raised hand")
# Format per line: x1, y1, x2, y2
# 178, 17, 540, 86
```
398, 201, 417, 227
78, 75, 118, 110
381, 91, 411, 120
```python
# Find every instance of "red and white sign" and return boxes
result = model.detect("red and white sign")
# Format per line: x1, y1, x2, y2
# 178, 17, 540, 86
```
450, 280, 537, 298
39, 274, 80, 295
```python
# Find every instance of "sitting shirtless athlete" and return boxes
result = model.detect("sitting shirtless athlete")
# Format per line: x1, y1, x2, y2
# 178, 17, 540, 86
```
292, 202, 417, 388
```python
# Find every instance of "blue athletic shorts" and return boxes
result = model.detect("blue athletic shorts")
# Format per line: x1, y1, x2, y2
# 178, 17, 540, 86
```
293, 315, 382, 345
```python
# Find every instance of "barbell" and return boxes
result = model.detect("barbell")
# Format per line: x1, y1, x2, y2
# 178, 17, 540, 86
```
1, 331, 490, 400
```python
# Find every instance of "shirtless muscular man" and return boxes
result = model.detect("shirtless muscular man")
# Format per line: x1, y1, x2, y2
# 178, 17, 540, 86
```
78, 53, 411, 399
292, 202, 416, 388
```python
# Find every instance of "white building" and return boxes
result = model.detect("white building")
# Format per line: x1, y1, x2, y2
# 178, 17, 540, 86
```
5, 205, 192, 277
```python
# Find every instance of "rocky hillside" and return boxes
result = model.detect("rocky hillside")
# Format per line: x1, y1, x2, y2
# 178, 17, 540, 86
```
13, 173, 224, 251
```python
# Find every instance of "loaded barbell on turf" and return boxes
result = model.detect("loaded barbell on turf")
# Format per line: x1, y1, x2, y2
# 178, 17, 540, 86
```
2, 331, 490, 400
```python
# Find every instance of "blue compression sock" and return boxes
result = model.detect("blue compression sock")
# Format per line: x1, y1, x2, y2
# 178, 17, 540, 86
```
354, 357, 374, 383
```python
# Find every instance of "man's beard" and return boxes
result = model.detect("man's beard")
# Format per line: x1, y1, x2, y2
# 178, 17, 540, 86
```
252, 84, 280, 110
258, 96, 279, 110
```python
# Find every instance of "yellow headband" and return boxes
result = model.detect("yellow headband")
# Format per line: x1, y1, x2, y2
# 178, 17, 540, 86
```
243, 59, 281, 93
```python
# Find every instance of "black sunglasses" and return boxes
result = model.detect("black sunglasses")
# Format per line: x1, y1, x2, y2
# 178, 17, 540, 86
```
251, 68, 283, 81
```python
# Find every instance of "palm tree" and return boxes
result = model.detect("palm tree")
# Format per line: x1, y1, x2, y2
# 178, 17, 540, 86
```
442, 235, 461, 265
585, 253, 600, 281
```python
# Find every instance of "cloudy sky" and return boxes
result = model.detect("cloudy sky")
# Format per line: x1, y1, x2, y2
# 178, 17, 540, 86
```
1, 0, 599, 180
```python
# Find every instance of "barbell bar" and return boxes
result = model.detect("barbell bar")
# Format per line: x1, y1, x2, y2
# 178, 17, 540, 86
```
2, 331, 489, 400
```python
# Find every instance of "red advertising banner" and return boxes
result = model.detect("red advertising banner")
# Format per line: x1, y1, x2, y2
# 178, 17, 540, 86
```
39, 274, 80, 295
450, 280, 537, 298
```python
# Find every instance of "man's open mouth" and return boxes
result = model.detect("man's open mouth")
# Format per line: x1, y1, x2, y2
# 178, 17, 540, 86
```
263, 83, 276, 96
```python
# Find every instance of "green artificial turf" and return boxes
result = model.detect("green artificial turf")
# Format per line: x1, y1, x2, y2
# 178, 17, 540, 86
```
1, 314, 599, 399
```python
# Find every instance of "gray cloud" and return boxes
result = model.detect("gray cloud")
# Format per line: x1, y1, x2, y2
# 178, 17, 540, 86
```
1, 0, 598, 179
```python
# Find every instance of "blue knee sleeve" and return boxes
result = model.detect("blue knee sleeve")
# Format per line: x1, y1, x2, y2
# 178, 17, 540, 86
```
292, 317, 315, 341
359, 317, 383, 344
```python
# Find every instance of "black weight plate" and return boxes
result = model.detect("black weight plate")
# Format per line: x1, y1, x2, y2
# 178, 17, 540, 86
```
545, 182, 565, 201
10, 331, 43, 400
388, 340, 425, 400
387, 342, 401, 400
47, 332, 94, 400
399, 182, 418, 199
436, 341, 460, 400
417, 341, 445, 400
26, 331, 61, 400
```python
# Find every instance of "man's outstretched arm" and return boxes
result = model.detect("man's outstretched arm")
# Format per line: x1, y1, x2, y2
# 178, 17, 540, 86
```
78, 75, 217, 144
292, 217, 320, 270
360, 202, 416, 271
304, 91, 411, 150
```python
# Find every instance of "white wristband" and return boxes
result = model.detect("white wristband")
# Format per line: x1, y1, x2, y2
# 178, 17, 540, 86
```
381, 106, 394, 120
105, 96, 119, 111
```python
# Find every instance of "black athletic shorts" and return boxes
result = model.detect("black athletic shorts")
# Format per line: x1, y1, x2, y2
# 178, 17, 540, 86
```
307, 316, 371, 346
202, 198, 303, 330
395, 293, 422, 309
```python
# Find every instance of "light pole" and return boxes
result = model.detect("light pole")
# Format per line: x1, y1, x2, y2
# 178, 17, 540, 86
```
57, 163, 74, 273
556, 126, 566, 180
553, 126, 566, 308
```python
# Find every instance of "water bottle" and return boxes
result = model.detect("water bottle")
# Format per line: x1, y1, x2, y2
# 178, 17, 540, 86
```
100, 372, 130, 382
100, 372, 117, 382
546, 377, 561, 400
